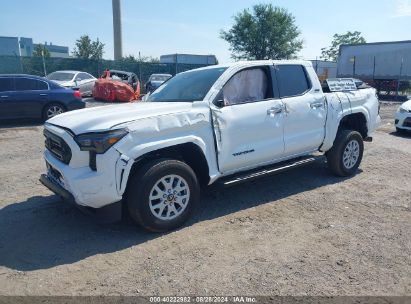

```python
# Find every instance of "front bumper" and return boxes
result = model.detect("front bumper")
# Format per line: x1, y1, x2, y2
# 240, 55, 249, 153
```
395, 111, 411, 130
40, 173, 75, 204
41, 124, 133, 209
40, 173, 123, 222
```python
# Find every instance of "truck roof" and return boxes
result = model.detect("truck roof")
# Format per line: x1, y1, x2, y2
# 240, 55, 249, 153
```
183, 60, 313, 73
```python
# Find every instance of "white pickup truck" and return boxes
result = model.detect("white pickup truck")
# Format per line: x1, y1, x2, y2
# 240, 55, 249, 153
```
40, 60, 380, 232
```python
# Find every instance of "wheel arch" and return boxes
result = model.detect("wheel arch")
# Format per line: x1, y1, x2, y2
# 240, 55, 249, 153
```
338, 111, 368, 138
125, 141, 211, 190
321, 110, 369, 152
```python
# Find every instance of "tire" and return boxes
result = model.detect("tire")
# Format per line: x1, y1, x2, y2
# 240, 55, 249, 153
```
396, 127, 405, 134
126, 159, 200, 232
43, 103, 66, 120
326, 130, 364, 177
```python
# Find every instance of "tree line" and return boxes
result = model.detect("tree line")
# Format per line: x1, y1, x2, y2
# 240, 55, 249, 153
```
34, 3, 366, 63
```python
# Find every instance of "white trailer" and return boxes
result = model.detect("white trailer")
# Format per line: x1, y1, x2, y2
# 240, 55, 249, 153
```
337, 41, 411, 100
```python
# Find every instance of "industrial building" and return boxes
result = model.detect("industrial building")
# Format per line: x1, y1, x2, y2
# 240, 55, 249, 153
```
0, 36, 69, 58
160, 54, 218, 65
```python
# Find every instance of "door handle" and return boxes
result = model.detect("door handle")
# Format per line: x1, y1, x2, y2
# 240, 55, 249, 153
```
39, 93, 48, 96
310, 101, 324, 109
267, 106, 283, 115
0, 95, 9, 98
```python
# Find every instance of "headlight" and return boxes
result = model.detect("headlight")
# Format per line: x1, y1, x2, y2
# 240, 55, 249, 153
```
74, 129, 128, 154
398, 107, 407, 113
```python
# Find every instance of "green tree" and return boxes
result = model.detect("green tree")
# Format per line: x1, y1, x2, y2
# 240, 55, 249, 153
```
220, 4, 303, 60
32, 44, 50, 58
321, 31, 366, 61
72, 35, 105, 60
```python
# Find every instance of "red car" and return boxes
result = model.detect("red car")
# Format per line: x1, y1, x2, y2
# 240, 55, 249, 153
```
93, 69, 141, 102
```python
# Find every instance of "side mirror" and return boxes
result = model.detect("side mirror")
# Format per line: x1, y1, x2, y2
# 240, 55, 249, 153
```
213, 91, 225, 107
215, 99, 225, 107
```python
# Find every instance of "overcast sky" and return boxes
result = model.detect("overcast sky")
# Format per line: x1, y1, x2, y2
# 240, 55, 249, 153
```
1, 0, 411, 63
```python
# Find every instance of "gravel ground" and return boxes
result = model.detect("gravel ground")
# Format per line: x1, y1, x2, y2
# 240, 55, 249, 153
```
0, 101, 410, 296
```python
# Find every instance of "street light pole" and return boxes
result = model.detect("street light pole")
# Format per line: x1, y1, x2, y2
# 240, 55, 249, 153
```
112, 0, 123, 60
41, 47, 47, 76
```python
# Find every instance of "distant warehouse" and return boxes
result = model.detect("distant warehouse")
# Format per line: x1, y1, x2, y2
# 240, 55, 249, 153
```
160, 54, 218, 65
0, 36, 69, 58
337, 40, 411, 80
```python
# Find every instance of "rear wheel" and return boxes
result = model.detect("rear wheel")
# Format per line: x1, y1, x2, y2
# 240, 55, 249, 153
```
326, 130, 364, 177
43, 103, 66, 120
126, 159, 200, 232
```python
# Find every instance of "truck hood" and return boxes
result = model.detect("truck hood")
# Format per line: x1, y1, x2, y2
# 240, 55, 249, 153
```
401, 99, 411, 110
46, 102, 193, 135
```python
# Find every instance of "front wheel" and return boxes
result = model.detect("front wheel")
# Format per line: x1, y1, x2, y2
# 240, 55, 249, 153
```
326, 130, 364, 177
43, 103, 66, 120
126, 159, 200, 232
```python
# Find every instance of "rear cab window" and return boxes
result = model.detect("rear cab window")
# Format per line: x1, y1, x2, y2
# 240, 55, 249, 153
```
275, 64, 311, 98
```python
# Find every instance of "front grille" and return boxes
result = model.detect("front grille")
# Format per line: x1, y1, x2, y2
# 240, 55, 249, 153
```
403, 118, 411, 128
44, 129, 72, 164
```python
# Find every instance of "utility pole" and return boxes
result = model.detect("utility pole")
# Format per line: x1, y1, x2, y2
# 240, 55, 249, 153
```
41, 48, 47, 76
112, 0, 123, 60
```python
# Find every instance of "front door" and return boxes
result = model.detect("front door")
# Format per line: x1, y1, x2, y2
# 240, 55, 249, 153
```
275, 64, 326, 156
211, 66, 285, 174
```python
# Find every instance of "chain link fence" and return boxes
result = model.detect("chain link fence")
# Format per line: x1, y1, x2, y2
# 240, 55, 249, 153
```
0, 56, 214, 93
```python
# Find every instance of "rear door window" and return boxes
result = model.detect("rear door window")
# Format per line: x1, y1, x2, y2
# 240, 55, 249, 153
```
78, 73, 92, 80
15, 78, 48, 91
276, 65, 311, 98
0, 78, 14, 92
15, 78, 39, 91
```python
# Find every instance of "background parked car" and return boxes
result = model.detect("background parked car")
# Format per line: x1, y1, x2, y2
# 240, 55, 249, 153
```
395, 99, 411, 133
145, 73, 172, 93
0, 74, 85, 120
47, 70, 97, 97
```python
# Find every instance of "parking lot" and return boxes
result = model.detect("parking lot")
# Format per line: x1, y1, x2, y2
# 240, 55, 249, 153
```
0, 101, 410, 296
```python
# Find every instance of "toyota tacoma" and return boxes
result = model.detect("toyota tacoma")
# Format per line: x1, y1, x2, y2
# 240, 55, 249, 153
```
40, 61, 380, 232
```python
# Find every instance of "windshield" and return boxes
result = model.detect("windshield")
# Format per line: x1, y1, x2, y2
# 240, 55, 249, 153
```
147, 67, 227, 102
150, 75, 171, 82
47, 72, 75, 81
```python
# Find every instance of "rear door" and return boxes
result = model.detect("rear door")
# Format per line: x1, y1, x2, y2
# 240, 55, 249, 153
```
0, 77, 16, 119
12, 77, 50, 118
275, 64, 326, 156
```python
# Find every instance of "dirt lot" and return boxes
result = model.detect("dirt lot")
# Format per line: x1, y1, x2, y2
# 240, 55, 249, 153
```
0, 102, 410, 296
